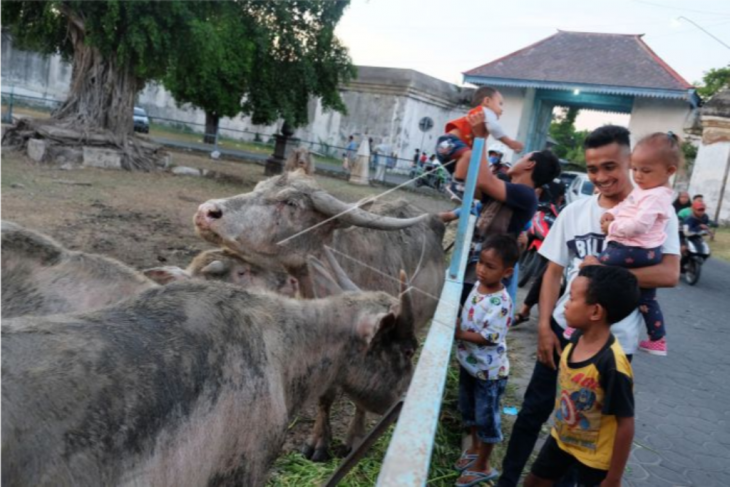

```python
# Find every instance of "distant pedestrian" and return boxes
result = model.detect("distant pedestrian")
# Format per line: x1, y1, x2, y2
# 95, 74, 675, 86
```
388, 152, 397, 171
413, 148, 421, 167
672, 191, 691, 215
343, 135, 357, 173
678, 194, 703, 222
368, 138, 376, 171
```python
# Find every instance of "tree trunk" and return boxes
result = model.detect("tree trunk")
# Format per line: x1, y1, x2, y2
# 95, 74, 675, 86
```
1, 9, 167, 171
204, 112, 220, 145
52, 14, 142, 134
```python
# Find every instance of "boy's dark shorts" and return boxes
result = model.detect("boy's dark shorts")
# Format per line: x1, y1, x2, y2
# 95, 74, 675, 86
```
436, 134, 469, 173
458, 367, 507, 443
531, 436, 608, 486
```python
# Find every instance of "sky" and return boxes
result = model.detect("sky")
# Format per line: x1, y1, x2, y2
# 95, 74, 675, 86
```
334, 0, 730, 130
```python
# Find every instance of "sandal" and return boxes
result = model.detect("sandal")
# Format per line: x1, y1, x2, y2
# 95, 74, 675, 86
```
453, 451, 478, 472
512, 313, 530, 327
455, 468, 500, 486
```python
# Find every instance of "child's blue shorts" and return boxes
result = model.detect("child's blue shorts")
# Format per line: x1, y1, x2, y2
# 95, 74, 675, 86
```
436, 134, 469, 173
458, 367, 508, 443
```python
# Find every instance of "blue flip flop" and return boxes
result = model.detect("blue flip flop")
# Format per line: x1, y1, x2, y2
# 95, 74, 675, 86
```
455, 468, 500, 487
453, 451, 478, 472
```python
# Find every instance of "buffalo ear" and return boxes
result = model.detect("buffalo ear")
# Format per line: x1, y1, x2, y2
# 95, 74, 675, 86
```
357, 311, 397, 349
143, 266, 192, 285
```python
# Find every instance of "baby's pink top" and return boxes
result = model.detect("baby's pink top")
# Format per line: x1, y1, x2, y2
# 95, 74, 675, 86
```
607, 186, 674, 248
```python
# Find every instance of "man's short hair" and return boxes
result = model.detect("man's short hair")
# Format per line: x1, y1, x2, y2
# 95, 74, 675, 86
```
578, 266, 640, 324
529, 150, 562, 187
471, 86, 498, 107
693, 194, 703, 201
583, 125, 631, 150
480, 235, 520, 268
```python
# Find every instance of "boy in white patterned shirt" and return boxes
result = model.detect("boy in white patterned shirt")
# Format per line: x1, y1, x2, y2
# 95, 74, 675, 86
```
453, 235, 520, 486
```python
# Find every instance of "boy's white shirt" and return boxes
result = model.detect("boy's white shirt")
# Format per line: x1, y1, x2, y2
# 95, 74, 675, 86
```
539, 194, 680, 354
457, 287, 512, 380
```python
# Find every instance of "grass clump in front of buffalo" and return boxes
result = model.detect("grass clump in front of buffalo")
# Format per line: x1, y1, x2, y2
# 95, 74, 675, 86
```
266, 350, 523, 487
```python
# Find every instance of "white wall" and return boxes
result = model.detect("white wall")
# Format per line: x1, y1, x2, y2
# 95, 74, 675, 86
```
688, 141, 730, 224
628, 98, 693, 146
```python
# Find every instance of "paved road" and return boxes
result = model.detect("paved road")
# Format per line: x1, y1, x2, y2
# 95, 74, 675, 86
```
625, 258, 730, 486
510, 257, 730, 486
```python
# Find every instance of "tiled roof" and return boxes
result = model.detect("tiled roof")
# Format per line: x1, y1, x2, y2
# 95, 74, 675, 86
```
464, 31, 693, 93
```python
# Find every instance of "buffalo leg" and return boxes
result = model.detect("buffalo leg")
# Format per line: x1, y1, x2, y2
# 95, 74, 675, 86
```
302, 389, 336, 462
339, 406, 368, 457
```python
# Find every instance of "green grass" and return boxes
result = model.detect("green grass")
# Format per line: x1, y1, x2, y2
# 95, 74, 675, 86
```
710, 226, 730, 263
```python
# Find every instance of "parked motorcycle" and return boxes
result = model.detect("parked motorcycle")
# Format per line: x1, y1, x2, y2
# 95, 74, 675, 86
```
410, 163, 450, 192
518, 202, 560, 287
682, 230, 712, 286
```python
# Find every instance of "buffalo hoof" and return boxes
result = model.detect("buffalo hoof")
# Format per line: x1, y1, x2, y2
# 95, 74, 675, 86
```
301, 443, 315, 460
310, 447, 331, 463
333, 445, 352, 458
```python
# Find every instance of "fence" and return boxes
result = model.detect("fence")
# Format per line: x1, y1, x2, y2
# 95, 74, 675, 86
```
1, 88, 449, 192
377, 139, 484, 485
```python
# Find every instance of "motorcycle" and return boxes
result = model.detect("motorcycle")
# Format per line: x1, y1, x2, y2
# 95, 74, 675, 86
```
682, 229, 712, 286
410, 162, 450, 192
518, 202, 560, 287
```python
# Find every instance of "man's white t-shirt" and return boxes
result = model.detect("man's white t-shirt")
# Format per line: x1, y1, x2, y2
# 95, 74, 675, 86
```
538, 194, 680, 354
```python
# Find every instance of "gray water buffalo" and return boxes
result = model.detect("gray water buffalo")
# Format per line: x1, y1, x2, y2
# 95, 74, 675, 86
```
144, 248, 298, 297
2, 279, 414, 487
283, 147, 315, 175
194, 170, 446, 328
1, 221, 295, 318
303, 250, 418, 461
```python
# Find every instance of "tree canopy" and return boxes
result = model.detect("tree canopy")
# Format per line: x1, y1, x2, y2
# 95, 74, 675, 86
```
695, 65, 730, 102
548, 107, 588, 165
162, 0, 356, 142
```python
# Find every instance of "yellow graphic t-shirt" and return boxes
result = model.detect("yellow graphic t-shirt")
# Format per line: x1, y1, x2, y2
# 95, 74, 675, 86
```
551, 333, 634, 470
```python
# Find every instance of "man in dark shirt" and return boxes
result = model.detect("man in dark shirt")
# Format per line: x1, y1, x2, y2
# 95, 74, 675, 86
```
442, 148, 561, 305
684, 201, 711, 234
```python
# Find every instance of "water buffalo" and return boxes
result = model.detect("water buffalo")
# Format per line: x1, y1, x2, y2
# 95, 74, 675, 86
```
303, 250, 418, 461
2, 279, 414, 487
283, 147, 315, 175
194, 170, 446, 328
1, 221, 295, 318
143, 248, 298, 297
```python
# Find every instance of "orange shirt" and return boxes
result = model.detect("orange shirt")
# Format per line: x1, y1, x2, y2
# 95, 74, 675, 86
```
444, 107, 483, 148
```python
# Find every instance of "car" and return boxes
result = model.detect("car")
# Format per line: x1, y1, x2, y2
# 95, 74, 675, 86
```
559, 171, 580, 191
565, 173, 595, 204
133, 106, 150, 134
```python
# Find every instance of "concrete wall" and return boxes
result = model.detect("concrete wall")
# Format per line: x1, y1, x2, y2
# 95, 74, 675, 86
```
628, 98, 693, 145
688, 141, 730, 224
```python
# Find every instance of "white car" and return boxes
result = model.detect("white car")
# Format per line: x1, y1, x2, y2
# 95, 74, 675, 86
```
566, 173, 595, 204
133, 106, 150, 133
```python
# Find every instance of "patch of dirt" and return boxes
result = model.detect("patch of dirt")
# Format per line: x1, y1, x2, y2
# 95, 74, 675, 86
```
1, 147, 453, 460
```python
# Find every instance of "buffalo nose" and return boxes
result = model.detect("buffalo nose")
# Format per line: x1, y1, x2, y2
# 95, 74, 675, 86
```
196, 202, 223, 228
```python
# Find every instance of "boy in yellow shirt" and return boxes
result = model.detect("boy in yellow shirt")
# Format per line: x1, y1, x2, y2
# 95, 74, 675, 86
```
525, 265, 638, 487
